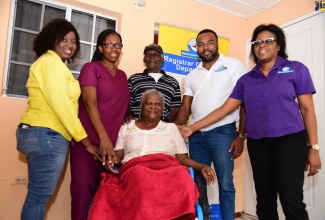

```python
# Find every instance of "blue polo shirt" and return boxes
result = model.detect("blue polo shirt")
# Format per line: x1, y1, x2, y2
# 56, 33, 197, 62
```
230, 56, 316, 139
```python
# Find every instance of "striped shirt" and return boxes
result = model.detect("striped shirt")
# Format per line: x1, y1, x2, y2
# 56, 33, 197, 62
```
128, 69, 181, 122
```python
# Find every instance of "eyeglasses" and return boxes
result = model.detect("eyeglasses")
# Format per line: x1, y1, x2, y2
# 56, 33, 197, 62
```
101, 42, 123, 49
252, 38, 276, 47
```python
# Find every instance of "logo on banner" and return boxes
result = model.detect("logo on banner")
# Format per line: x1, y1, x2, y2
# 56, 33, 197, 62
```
181, 38, 199, 59
163, 38, 201, 75
315, 1, 325, 11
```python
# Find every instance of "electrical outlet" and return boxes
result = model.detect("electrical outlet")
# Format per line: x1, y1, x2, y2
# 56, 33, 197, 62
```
10, 176, 28, 185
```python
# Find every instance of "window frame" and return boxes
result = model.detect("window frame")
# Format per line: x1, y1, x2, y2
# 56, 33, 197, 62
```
3, 0, 120, 98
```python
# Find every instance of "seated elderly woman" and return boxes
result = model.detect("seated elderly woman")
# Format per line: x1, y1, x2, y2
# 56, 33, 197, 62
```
88, 89, 216, 220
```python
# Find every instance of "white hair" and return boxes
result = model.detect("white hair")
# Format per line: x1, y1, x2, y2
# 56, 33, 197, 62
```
139, 89, 165, 120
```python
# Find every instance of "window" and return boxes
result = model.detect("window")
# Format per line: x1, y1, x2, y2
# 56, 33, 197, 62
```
5, 0, 117, 97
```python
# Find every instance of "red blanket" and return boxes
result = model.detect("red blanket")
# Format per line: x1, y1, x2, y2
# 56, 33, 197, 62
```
88, 153, 199, 220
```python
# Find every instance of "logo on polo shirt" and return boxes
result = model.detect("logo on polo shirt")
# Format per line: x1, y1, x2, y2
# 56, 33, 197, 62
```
215, 65, 228, 72
278, 67, 294, 74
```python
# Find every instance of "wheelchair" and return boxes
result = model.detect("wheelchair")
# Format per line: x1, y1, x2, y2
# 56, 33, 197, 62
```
87, 165, 203, 220
189, 167, 204, 220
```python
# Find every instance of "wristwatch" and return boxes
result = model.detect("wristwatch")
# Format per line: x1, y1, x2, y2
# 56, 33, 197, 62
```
309, 144, 319, 151
238, 133, 247, 140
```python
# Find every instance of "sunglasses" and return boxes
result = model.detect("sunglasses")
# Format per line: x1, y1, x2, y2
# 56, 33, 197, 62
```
252, 38, 276, 47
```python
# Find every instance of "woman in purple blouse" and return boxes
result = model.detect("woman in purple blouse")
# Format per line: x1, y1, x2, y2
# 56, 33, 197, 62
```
179, 24, 321, 220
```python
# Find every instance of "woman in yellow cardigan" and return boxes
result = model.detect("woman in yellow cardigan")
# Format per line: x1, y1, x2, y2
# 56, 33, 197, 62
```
16, 18, 102, 220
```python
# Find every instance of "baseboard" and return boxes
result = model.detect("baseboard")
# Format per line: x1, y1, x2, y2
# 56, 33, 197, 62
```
235, 212, 242, 218
240, 212, 258, 220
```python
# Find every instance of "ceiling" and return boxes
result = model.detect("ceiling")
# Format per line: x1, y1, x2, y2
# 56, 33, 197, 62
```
196, 0, 283, 19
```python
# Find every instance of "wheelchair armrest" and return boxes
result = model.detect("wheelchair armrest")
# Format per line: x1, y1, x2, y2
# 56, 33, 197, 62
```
189, 167, 195, 180
189, 167, 204, 220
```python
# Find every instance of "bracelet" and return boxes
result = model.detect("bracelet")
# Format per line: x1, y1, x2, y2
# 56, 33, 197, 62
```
236, 132, 247, 140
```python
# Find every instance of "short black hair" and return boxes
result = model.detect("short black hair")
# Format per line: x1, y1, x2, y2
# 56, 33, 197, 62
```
197, 29, 218, 42
33, 18, 80, 63
250, 24, 288, 64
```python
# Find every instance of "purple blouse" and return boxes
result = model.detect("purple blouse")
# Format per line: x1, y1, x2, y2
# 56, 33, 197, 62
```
230, 56, 316, 139
78, 61, 130, 145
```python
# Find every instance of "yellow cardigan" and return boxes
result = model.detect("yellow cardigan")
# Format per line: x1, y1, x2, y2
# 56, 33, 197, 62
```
20, 50, 87, 142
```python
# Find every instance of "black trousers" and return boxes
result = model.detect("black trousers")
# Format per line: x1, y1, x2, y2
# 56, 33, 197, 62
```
247, 130, 309, 220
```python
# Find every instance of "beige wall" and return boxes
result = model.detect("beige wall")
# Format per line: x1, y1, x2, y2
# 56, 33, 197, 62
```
0, 0, 315, 219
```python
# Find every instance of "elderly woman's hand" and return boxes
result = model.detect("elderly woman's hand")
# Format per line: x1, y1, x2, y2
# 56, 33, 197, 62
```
201, 165, 216, 185
104, 160, 119, 174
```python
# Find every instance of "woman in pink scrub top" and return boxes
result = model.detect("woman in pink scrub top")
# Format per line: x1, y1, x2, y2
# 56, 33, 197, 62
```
70, 29, 130, 220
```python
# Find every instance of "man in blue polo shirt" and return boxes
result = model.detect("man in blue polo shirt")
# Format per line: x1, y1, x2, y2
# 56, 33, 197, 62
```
128, 43, 181, 122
